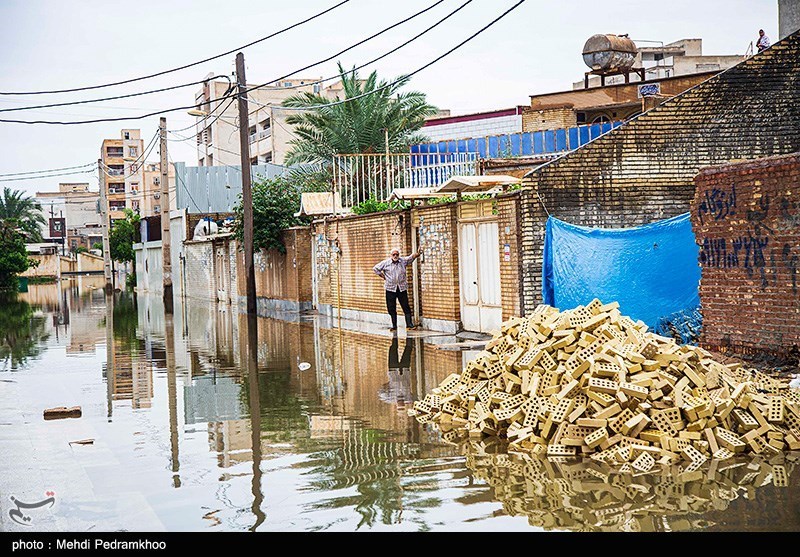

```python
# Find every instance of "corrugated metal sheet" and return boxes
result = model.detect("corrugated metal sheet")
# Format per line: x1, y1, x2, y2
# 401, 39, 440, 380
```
173, 162, 289, 213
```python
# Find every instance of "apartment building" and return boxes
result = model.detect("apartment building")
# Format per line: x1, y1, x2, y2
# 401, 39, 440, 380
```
100, 129, 147, 221
142, 162, 176, 216
191, 76, 344, 167
35, 182, 101, 252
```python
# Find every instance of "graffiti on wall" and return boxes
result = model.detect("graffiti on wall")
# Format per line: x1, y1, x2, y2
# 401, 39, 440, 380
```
697, 185, 798, 294
418, 219, 451, 288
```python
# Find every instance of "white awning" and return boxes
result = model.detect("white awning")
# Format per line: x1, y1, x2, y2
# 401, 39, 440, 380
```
294, 192, 349, 217
436, 174, 521, 193
387, 187, 442, 201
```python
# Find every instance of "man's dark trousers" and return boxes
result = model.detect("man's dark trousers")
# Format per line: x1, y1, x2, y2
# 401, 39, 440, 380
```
386, 287, 413, 328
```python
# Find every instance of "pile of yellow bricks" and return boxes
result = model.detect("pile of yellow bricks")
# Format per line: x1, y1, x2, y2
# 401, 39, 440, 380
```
410, 300, 800, 468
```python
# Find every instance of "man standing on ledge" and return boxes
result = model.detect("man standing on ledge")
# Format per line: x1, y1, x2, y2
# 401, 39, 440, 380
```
373, 246, 423, 331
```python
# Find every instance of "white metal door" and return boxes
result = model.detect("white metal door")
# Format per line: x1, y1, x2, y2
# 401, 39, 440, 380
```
458, 222, 502, 332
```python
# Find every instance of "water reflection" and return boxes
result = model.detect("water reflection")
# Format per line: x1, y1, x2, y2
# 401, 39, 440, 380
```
2, 282, 799, 532
459, 440, 800, 532
0, 295, 48, 371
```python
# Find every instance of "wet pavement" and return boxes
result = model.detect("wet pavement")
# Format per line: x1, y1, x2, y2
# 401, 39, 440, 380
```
1, 278, 799, 532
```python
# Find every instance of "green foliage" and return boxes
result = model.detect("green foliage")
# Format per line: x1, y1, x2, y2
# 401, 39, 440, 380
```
282, 62, 438, 165
0, 295, 48, 370
0, 187, 46, 242
125, 272, 137, 290
233, 175, 309, 254
0, 221, 36, 292
350, 198, 409, 215
92, 242, 103, 252
74, 246, 88, 254
109, 209, 140, 264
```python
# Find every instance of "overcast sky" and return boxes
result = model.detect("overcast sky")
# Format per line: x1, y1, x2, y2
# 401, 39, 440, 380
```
0, 0, 779, 195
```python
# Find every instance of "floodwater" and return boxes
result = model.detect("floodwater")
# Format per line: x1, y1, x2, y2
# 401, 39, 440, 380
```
1, 278, 799, 533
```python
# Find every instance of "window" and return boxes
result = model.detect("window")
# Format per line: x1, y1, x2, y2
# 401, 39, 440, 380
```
283, 81, 292, 87
130, 182, 139, 193
153, 176, 160, 185
591, 115, 610, 124
260, 118, 270, 130
250, 157, 258, 166
207, 153, 213, 166
264, 152, 272, 163
123, 131, 130, 139
129, 146, 138, 157
154, 205, 161, 213
576, 112, 587, 124
248, 125, 257, 135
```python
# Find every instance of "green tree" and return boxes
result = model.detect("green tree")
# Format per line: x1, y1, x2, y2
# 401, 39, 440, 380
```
233, 175, 309, 254
0, 221, 36, 292
109, 208, 140, 264
92, 242, 103, 253
282, 62, 438, 165
0, 187, 46, 242
74, 246, 88, 254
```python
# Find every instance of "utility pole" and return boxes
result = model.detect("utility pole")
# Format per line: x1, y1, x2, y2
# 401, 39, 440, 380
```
236, 52, 257, 315
98, 158, 113, 293
159, 117, 173, 314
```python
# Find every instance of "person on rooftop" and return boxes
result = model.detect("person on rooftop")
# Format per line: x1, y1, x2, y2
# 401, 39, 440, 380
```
757, 29, 771, 52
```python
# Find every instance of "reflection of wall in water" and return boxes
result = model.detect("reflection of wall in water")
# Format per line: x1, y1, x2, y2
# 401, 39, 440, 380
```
314, 327, 421, 435
208, 420, 253, 468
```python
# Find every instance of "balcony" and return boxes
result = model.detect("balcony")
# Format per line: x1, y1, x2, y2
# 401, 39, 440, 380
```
249, 128, 271, 143
332, 152, 479, 208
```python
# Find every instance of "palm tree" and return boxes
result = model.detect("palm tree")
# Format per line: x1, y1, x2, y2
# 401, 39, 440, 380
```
0, 187, 45, 242
282, 62, 438, 165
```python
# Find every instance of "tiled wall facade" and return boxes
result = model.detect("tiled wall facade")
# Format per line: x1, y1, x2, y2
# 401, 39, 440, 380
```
691, 153, 800, 357
519, 31, 800, 315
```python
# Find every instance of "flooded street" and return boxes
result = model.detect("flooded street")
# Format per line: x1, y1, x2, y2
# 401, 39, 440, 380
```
1, 279, 799, 532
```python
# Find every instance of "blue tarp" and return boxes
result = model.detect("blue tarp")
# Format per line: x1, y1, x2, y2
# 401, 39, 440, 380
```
542, 213, 701, 336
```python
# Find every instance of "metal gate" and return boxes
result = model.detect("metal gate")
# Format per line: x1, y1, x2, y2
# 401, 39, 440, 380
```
458, 219, 501, 333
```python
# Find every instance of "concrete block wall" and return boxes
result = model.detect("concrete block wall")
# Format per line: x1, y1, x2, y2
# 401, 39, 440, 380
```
422, 114, 522, 142
519, 30, 800, 315
183, 239, 216, 302
691, 153, 800, 357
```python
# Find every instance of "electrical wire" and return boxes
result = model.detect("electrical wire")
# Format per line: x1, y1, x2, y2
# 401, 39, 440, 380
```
0, 0, 449, 125
98, 130, 160, 179
0, 0, 352, 96
0, 167, 97, 183
0, 162, 96, 178
265, 0, 527, 111
0, 75, 232, 114
243, 0, 472, 114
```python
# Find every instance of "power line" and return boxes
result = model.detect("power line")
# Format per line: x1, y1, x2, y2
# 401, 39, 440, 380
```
0, 75, 232, 114
240, 0, 473, 120
0, 0, 352, 96
0, 162, 96, 178
0, 167, 97, 183
277, 0, 527, 111
0, 0, 448, 125
0, 0, 523, 125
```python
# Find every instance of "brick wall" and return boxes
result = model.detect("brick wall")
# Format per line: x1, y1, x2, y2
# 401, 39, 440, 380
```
522, 105, 576, 132
415, 204, 460, 323
496, 193, 523, 320
691, 153, 800, 356
519, 30, 800, 315
312, 211, 414, 319
246, 227, 313, 307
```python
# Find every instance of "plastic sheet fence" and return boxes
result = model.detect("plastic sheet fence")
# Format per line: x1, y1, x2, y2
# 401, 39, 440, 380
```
173, 161, 289, 213
410, 121, 624, 162
542, 213, 702, 335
